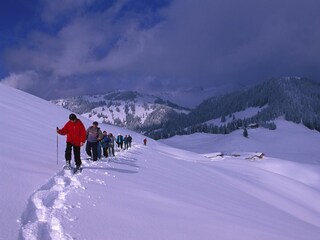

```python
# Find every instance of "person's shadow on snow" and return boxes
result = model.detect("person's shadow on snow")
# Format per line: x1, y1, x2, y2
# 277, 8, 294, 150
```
83, 166, 138, 174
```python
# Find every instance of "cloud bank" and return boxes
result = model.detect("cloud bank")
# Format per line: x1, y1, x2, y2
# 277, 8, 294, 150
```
2, 0, 320, 100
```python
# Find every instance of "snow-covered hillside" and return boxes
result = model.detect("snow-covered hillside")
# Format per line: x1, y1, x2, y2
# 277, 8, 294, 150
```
205, 106, 268, 126
160, 119, 320, 164
1, 83, 320, 240
152, 77, 320, 139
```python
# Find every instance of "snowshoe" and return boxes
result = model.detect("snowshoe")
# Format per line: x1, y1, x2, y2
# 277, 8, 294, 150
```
73, 166, 82, 174
63, 161, 72, 170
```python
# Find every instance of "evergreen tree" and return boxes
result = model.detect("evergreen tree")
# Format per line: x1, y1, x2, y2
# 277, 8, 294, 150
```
243, 128, 248, 138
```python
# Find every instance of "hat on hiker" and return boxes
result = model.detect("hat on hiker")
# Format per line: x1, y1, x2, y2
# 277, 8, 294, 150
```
69, 113, 77, 120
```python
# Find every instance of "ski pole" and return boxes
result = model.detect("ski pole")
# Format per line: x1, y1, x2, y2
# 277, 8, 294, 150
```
56, 132, 59, 165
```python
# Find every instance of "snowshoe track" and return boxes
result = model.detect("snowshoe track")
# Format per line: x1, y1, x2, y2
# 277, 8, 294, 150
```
19, 144, 141, 240
19, 171, 82, 240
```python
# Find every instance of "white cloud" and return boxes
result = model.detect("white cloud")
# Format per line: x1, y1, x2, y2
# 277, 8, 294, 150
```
4, 0, 320, 99
1, 71, 40, 90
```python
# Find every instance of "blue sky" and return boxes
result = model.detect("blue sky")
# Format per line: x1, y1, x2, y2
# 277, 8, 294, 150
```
1, 0, 320, 100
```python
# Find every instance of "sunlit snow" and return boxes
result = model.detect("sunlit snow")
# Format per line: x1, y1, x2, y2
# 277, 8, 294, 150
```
1, 83, 320, 240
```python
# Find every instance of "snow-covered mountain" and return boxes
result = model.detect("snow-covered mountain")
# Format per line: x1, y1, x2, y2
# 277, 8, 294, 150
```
1, 83, 320, 240
51, 90, 190, 131
149, 77, 320, 138
52, 77, 320, 140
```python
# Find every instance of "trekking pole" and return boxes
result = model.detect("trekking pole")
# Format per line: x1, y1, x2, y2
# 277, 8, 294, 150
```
56, 132, 59, 165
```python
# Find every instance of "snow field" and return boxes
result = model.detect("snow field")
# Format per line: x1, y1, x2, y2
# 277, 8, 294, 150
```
1, 83, 320, 240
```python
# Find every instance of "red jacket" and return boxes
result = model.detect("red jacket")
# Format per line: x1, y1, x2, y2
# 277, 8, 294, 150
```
58, 119, 86, 146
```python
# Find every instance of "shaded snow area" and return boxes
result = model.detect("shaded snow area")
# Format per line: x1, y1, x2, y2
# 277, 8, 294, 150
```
1, 83, 320, 240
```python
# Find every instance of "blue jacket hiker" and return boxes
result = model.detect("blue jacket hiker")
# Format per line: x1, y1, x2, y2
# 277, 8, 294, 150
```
101, 131, 110, 158
116, 134, 124, 149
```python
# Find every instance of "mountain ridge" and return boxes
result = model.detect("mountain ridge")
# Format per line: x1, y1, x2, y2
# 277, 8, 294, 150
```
52, 77, 320, 139
146, 77, 320, 138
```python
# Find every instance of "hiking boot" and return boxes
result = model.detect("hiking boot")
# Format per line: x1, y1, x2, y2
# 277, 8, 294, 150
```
64, 161, 71, 170
74, 165, 82, 174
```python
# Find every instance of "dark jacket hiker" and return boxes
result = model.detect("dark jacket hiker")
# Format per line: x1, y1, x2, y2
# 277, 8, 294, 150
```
86, 121, 103, 161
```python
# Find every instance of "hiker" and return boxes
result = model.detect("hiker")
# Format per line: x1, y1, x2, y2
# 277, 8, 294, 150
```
100, 131, 110, 158
143, 138, 147, 145
108, 133, 115, 157
124, 135, 129, 150
86, 121, 103, 161
128, 135, 132, 148
116, 133, 124, 149
56, 113, 86, 171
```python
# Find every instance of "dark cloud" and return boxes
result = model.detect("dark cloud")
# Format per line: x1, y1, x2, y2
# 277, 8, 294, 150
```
2, 0, 320, 101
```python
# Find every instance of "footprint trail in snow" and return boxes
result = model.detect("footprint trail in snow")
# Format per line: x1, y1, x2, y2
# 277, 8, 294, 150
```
19, 171, 83, 240
18, 145, 141, 240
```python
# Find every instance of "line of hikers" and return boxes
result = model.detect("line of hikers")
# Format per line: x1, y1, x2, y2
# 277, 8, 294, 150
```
86, 121, 133, 161
57, 114, 133, 170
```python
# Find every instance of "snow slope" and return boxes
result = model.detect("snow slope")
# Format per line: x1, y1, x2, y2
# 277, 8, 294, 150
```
1, 83, 320, 240
160, 120, 320, 164
205, 106, 267, 126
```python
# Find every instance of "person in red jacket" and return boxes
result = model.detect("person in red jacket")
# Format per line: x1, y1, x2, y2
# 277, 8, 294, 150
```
56, 113, 86, 170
